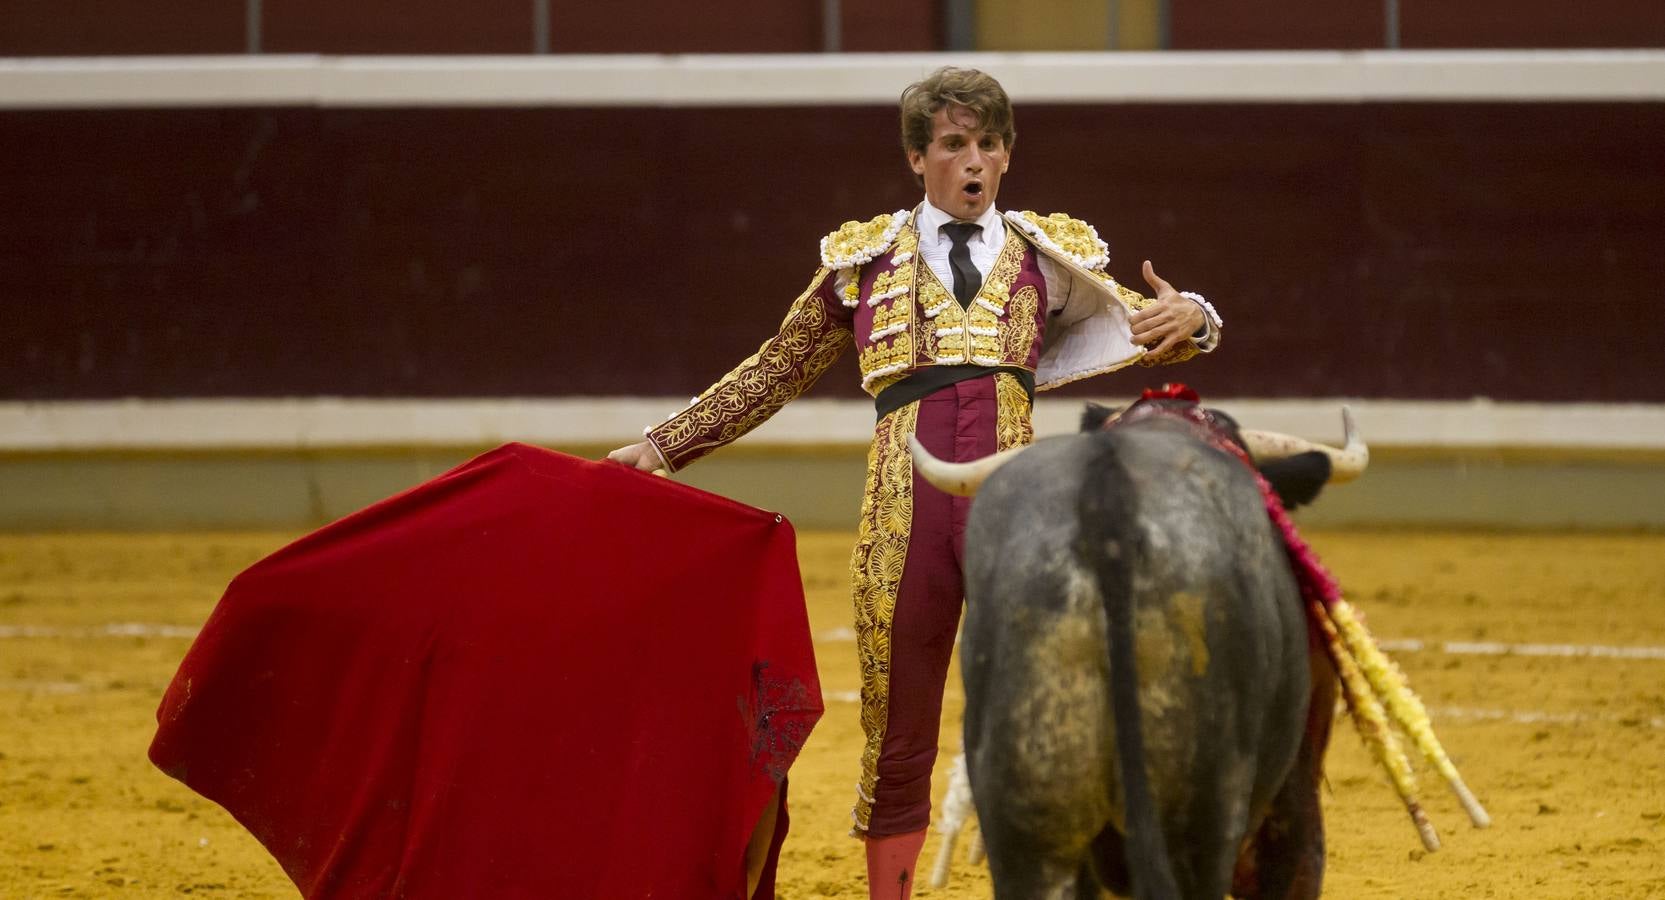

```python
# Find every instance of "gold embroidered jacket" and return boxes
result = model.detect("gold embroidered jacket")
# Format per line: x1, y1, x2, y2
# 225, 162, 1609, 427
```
645, 208, 1217, 472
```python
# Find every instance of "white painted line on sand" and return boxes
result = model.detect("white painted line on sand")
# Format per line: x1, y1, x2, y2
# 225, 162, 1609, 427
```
824, 628, 1665, 661
1429, 706, 1665, 730
0, 679, 91, 694
6, 623, 1660, 664
1379, 639, 1665, 660
821, 693, 1662, 730
0, 622, 199, 639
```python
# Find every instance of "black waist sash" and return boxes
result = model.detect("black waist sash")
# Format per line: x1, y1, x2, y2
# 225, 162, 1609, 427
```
873, 365, 1035, 421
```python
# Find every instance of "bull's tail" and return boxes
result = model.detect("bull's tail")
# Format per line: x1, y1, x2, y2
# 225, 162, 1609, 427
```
1078, 437, 1182, 900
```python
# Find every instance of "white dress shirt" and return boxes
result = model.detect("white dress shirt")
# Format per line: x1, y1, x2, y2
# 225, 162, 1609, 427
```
913, 199, 1007, 291
832, 200, 1061, 306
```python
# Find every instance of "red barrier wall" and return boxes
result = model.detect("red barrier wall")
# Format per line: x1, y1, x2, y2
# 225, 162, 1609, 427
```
1401, 0, 1665, 49
0, 1, 939, 55
2, 103, 1661, 402
1169, 0, 1665, 49
5, 1, 1664, 55
843, 0, 941, 52
0, 0, 244, 55
264, 0, 535, 54
543, 0, 821, 53
1172, 0, 1384, 50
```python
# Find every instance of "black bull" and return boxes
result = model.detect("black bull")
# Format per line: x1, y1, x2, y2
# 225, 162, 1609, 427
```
945, 405, 1344, 899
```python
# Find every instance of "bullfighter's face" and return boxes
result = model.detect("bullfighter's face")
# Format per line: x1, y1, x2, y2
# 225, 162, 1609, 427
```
908, 104, 1010, 222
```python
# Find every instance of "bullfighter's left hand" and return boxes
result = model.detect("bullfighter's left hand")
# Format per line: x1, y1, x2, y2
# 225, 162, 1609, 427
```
1130, 260, 1205, 357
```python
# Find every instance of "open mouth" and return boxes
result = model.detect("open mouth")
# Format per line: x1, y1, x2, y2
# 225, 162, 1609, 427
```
963, 181, 984, 198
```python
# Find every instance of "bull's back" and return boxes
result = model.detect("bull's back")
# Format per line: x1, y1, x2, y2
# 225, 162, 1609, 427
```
1108, 427, 1312, 820
961, 425, 1310, 867
961, 434, 1118, 849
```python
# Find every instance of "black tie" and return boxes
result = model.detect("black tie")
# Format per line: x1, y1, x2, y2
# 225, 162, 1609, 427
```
941, 222, 983, 308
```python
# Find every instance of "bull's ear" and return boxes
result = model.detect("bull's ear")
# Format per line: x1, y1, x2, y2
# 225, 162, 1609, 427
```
1080, 403, 1119, 432
1258, 451, 1332, 510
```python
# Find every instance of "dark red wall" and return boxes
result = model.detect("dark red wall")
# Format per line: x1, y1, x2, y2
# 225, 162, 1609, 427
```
6, 0, 1665, 54
1172, 0, 1385, 50
3, 103, 1662, 402
544, 0, 820, 53
264, 0, 535, 54
1170, 0, 1665, 49
1402, 0, 1665, 48
0, 0, 939, 55
0, 0, 245, 55
842, 0, 941, 52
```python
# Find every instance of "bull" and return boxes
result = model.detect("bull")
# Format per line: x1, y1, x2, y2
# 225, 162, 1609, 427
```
909, 393, 1366, 900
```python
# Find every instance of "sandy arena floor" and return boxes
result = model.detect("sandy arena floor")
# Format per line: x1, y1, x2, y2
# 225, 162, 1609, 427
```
2, 529, 1663, 898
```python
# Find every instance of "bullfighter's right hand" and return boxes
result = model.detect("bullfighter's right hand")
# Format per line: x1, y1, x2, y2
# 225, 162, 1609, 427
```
606, 440, 667, 474
1130, 260, 1206, 358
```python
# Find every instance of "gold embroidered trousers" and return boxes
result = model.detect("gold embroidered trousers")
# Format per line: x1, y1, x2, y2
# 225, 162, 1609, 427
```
848, 371, 1033, 835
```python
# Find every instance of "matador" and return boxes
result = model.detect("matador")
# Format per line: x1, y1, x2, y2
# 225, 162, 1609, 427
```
609, 66, 1222, 900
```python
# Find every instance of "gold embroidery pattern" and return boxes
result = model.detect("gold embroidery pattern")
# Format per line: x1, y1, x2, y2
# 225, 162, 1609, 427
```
918, 263, 966, 363
1139, 342, 1200, 367
858, 337, 913, 388
858, 228, 920, 395
848, 401, 920, 832
916, 268, 954, 359
864, 369, 911, 398
867, 228, 919, 320
865, 266, 905, 306
841, 270, 863, 306
821, 210, 910, 270
1012, 210, 1111, 270
982, 228, 1025, 301
648, 269, 853, 470
921, 229, 1027, 367
965, 231, 1024, 365
1002, 284, 1041, 366
1113, 279, 1153, 312
857, 229, 921, 396
994, 372, 1034, 451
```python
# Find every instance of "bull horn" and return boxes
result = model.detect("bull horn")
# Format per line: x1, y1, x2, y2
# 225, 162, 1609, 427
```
906, 434, 1030, 497
1241, 407, 1369, 484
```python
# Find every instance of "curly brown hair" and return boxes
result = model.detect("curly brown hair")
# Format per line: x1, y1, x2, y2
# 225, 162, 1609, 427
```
899, 66, 1016, 156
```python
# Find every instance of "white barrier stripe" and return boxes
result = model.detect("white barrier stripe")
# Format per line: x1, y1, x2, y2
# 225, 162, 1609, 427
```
6, 397, 1665, 452
0, 623, 199, 639
3, 51, 1665, 109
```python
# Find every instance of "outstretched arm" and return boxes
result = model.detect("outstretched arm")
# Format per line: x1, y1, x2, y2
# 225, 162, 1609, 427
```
606, 268, 854, 473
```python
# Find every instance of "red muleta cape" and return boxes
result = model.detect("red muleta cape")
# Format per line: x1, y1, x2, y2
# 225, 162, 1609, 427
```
150, 443, 822, 899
